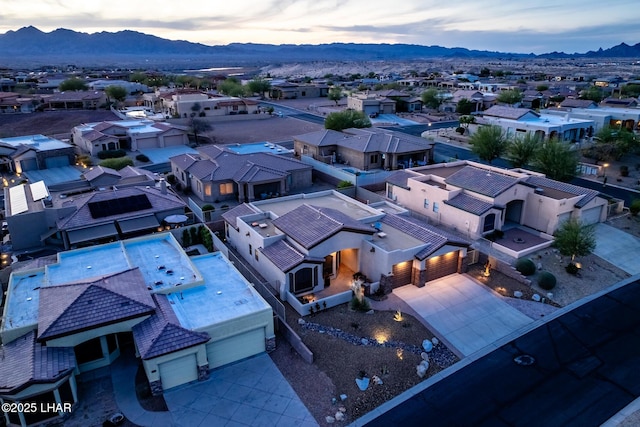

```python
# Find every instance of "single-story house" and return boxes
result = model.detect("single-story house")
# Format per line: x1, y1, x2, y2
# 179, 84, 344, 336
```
269, 82, 329, 99
542, 105, 640, 133
294, 127, 435, 170
347, 92, 396, 115
0, 232, 275, 426
385, 160, 608, 239
0, 135, 75, 174
41, 91, 106, 110
222, 190, 470, 315
169, 145, 312, 203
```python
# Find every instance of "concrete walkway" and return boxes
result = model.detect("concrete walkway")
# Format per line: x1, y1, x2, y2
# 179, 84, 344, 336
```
111, 351, 174, 427
594, 223, 640, 275
394, 274, 532, 356
164, 353, 318, 427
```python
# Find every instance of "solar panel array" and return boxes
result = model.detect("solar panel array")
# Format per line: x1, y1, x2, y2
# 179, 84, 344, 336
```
9, 184, 28, 214
88, 194, 153, 219
29, 180, 49, 202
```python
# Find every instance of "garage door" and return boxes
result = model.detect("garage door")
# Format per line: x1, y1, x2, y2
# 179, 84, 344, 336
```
580, 206, 602, 225
163, 135, 183, 147
45, 155, 70, 168
392, 261, 413, 288
136, 137, 157, 149
426, 251, 459, 282
159, 353, 198, 390
20, 158, 38, 171
206, 328, 265, 369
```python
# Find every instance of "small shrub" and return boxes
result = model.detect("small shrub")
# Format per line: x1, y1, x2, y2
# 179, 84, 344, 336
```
201, 204, 214, 212
190, 227, 199, 245
538, 271, 557, 290
99, 157, 134, 170
166, 174, 177, 185
182, 229, 191, 247
565, 262, 579, 275
630, 199, 640, 216
337, 180, 354, 189
136, 154, 150, 162
349, 296, 371, 312
455, 126, 465, 135
620, 165, 629, 177
515, 258, 536, 276
97, 149, 126, 159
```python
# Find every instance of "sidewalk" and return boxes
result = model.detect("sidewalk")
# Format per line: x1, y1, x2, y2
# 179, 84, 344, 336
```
110, 350, 174, 427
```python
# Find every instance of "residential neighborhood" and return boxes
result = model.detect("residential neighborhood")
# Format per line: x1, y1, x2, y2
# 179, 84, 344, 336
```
1, 51, 640, 427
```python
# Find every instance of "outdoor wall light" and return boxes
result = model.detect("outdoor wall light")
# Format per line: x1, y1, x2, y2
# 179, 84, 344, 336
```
370, 247, 375, 253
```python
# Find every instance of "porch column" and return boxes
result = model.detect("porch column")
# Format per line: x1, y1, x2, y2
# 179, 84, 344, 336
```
280, 178, 286, 195
247, 184, 255, 202
238, 183, 245, 202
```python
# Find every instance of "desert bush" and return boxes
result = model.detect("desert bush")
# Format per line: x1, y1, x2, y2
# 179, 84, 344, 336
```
620, 165, 629, 177
349, 296, 371, 312
565, 262, 580, 275
337, 180, 354, 189
630, 199, 640, 216
538, 271, 557, 290
99, 157, 134, 170
201, 204, 215, 212
97, 149, 126, 159
515, 258, 536, 276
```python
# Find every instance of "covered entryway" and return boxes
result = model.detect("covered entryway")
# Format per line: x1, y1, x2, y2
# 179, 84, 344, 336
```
392, 261, 413, 288
159, 353, 198, 390
426, 251, 459, 282
505, 200, 524, 224
206, 328, 265, 369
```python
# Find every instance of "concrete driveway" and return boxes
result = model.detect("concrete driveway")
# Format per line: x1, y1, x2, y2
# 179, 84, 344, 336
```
394, 274, 532, 357
593, 223, 640, 275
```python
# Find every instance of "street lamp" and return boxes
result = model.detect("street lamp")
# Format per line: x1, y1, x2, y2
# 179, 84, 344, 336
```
603, 163, 609, 185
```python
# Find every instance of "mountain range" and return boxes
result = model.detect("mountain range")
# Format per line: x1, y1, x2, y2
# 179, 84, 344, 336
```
0, 26, 638, 68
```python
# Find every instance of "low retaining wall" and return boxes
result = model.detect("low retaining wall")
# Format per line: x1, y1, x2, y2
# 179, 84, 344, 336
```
277, 318, 314, 364
479, 252, 531, 286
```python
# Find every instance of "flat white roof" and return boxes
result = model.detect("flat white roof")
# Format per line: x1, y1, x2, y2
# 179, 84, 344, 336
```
0, 134, 72, 151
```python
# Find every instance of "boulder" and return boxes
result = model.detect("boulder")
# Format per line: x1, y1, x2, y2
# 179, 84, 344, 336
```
326, 416, 336, 424
514, 290, 523, 298
422, 339, 433, 352
431, 337, 439, 346
335, 411, 345, 422
537, 263, 543, 271
532, 294, 541, 302
297, 318, 306, 325
340, 394, 347, 401
355, 377, 370, 391
361, 338, 369, 346
421, 352, 430, 362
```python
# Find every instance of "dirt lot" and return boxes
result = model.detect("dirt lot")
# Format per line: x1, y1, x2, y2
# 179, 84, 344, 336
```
0, 110, 120, 138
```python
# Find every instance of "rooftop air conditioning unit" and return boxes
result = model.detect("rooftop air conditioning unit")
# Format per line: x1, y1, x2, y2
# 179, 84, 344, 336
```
377, 232, 387, 238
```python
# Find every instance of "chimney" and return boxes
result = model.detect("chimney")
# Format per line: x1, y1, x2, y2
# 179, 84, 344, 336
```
160, 178, 167, 195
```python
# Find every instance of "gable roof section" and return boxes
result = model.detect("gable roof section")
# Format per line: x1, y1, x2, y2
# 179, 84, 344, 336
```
445, 193, 494, 215
221, 203, 259, 229
381, 214, 469, 260
83, 165, 121, 182
386, 170, 415, 190
526, 176, 600, 208
0, 330, 76, 393
483, 106, 539, 120
38, 268, 155, 340
446, 166, 519, 197
342, 127, 433, 154
560, 99, 598, 109
261, 239, 306, 272
132, 294, 209, 360
272, 204, 374, 249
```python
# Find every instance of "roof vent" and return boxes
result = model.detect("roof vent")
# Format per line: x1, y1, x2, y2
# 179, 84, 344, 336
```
534, 187, 544, 195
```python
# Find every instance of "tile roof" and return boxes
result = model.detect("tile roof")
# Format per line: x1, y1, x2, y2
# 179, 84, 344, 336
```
381, 214, 469, 260
132, 295, 210, 360
83, 165, 121, 182
0, 330, 76, 393
221, 203, 259, 229
56, 185, 186, 229
483, 106, 538, 120
294, 128, 433, 155
445, 193, 494, 215
526, 176, 600, 208
38, 269, 155, 340
386, 170, 415, 189
560, 99, 598, 108
446, 166, 519, 197
272, 204, 374, 249
261, 239, 306, 271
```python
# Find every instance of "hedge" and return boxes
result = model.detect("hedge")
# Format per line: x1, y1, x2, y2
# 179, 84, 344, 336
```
99, 157, 134, 170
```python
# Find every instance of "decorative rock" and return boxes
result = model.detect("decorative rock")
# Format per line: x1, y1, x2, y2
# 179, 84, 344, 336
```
326, 416, 336, 424
537, 263, 543, 271
361, 338, 369, 346
298, 318, 306, 325
331, 397, 337, 404
514, 291, 523, 298
340, 394, 347, 401
546, 292, 554, 299
431, 337, 439, 346
355, 377, 370, 391
366, 309, 375, 315
532, 294, 541, 302
335, 412, 345, 422
421, 352, 430, 361
339, 406, 346, 413
372, 375, 383, 385
416, 361, 429, 378
422, 339, 433, 352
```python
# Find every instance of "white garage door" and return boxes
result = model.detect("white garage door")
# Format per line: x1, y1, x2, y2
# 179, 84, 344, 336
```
557, 212, 572, 227
159, 353, 198, 390
581, 206, 602, 225
163, 135, 184, 147
206, 328, 265, 369
136, 137, 157, 149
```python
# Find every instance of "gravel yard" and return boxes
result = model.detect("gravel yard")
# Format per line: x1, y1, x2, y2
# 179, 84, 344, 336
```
0, 110, 119, 138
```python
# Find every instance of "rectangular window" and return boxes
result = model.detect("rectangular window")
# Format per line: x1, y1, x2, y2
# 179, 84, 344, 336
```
255, 250, 259, 261
370, 154, 379, 164
433, 202, 439, 213
423, 199, 429, 208
219, 182, 233, 195
249, 244, 252, 255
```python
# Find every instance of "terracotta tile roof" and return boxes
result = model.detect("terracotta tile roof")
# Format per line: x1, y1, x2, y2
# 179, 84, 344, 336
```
446, 166, 519, 197
37, 269, 155, 340
261, 239, 306, 272
444, 193, 494, 215
272, 204, 374, 249
0, 330, 76, 393
132, 295, 209, 360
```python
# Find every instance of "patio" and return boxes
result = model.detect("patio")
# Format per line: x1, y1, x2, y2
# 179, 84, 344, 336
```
491, 226, 553, 258
289, 265, 358, 315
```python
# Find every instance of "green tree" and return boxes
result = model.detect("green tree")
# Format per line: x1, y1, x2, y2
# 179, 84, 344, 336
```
218, 77, 245, 97
190, 102, 202, 118
328, 87, 343, 106
554, 218, 596, 266
59, 77, 88, 91
325, 110, 371, 131
496, 89, 523, 106
535, 84, 549, 92
469, 125, 509, 164
580, 86, 603, 102
421, 88, 443, 109
588, 126, 638, 161
621, 83, 640, 98
246, 78, 271, 98
105, 85, 127, 107
532, 138, 579, 182
456, 99, 475, 115
458, 115, 476, 130
479, 67, 491, 77
189, 118, 213, 145
507, 134, 540, 168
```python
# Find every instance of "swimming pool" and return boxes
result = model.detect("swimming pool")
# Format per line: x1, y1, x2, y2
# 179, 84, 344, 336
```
226, 142, 291, 155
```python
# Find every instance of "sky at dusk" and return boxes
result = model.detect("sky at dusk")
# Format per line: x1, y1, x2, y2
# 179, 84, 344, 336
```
1, 0, 638, 54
